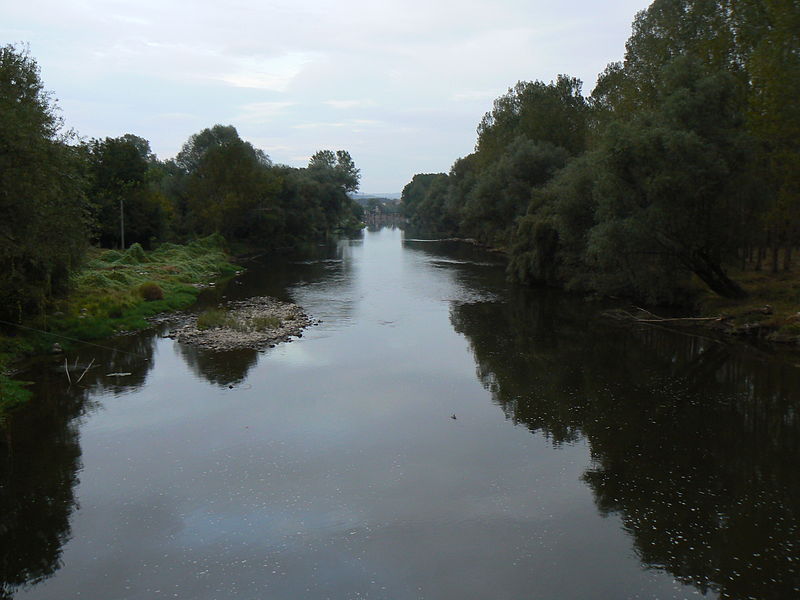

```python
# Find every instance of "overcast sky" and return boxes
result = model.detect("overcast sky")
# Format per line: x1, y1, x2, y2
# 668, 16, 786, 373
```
3, 1, 652, 193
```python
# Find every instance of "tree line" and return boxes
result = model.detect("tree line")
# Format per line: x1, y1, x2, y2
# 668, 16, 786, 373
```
402, 0, 798, 303
0, 45, 364, 323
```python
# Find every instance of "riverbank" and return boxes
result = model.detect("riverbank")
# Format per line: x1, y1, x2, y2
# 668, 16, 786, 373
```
0, 234, 238, 414
695, 268, 800, 344
603, 269, 800, 346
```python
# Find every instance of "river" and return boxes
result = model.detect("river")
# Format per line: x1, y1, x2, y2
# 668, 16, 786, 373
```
2, 226, 799, 599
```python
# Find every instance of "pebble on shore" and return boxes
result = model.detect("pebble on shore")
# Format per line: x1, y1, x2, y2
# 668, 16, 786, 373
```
171, 296, 315, 351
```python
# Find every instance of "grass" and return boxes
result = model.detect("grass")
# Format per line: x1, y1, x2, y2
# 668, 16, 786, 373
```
0, 367, 32, 417
251, 315, 282, 330
197, 308, 235, 330
0, 234, 240, 412
45, 234, 237, 341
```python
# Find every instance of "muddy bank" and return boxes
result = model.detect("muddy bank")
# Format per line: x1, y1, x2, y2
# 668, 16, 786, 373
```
169, 296, 316, 351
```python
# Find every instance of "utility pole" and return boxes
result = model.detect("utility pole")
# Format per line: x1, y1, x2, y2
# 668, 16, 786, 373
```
120, 196, 125, 249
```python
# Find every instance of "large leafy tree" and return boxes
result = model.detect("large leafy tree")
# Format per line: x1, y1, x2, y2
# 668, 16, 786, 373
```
305, 150, 362, 232
183, 130, 282, 243
476, 75, 589, 164
0, 44, 89, 322
175, 124, 243, 173
588, 57, 753, 299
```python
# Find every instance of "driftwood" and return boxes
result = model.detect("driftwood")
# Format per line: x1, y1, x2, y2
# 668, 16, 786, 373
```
604, 306, 726, 325
76, 358, 95, 383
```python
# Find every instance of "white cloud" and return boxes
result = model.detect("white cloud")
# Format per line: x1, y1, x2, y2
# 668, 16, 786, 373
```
216, 53, 320, 91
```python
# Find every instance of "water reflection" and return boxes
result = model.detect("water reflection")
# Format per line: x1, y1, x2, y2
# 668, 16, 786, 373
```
4, 229, 800, 599
0, 378, 86, 598
451, 288, 800, 599
175, 344, 259, 388
172, 238, 360, 386
0, 333, 158, 598
81, 333, 159, 396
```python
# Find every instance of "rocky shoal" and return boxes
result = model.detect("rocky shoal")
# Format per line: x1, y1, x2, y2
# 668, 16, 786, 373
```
169, 296, 316, 351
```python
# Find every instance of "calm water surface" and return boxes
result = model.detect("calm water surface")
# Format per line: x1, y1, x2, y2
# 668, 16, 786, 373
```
3, 227, 800, 599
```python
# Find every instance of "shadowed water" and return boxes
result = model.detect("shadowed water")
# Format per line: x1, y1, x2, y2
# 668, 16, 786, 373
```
2, 227, 799, 599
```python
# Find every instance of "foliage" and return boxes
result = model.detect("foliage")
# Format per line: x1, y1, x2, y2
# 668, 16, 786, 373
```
87, 135, 167, 248
0, 44, 90, 323
404, 0, 799, 303
477, 75, 589, 163
402, 76, 586, 247
56, 235, 235, 338
401, 173, 452, 232
184, 131, 283, 243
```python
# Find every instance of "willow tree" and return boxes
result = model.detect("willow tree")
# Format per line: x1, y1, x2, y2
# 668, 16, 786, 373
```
588, 58, 752, 299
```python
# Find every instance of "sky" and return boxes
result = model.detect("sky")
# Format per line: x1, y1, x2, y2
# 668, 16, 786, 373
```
2, 1, 652, 193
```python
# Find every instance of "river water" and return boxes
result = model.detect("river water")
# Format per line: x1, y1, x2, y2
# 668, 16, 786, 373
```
2, 226, 799, 599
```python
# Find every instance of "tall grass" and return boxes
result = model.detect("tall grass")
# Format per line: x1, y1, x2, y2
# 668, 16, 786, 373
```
1, 234, 239, 359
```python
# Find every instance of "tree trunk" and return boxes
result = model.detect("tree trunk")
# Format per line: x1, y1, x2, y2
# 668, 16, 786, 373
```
688, 252, 748, 299
784, 246, 792, 272
771, 244, 780, 274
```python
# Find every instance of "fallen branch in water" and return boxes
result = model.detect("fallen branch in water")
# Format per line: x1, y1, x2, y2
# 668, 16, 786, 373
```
604, 307, 726, 325
76, 358, 95, 383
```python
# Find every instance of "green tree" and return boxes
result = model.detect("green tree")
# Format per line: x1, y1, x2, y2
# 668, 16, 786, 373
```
185, 136, 282, 243
508, 153, 598, 288
476, 75, 589, 164
307, 149, 361, 193
305, 150, 362, 233
175, 124, 244, 173
740, 0, 800, 270
88, 135, 167, 248
588, 58, 752, 300
0, 44, 89, 322
461, 138, 569, 245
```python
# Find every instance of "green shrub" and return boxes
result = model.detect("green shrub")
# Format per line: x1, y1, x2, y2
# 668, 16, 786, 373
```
138, 281, 164, 301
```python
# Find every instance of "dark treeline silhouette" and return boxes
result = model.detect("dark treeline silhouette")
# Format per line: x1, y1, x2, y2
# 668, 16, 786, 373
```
402, 0, 799, 303
0, 45, 364, 324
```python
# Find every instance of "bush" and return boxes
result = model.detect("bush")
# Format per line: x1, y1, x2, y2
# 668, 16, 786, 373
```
138, 281, 164, 301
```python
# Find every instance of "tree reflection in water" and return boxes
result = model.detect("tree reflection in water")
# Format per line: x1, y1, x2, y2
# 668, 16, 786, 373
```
450, 288, 800, 600
0, 333, 157, 598
175, 344, 259, 388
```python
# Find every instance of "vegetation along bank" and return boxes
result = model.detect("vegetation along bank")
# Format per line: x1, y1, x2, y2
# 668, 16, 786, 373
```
401, 0, 799, 341
0, 43, 365, 413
